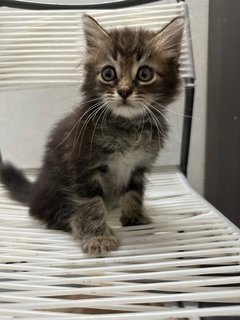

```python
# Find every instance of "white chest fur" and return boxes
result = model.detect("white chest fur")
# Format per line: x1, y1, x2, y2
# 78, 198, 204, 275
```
107, 149, 150, 189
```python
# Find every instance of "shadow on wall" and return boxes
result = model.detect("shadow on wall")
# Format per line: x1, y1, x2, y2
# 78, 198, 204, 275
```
205, 0, 240, 228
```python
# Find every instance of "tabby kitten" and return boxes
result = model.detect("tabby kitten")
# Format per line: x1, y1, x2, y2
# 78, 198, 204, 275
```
0, 15, 184, 255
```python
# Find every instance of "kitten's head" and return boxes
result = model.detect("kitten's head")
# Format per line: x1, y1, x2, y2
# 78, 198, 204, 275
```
82, 15, 184, 119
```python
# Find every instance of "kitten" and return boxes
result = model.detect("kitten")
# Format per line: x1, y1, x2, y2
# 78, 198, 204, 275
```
0, 15, 184, 256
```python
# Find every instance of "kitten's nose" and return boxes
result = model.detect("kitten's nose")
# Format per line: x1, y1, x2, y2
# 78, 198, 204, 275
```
117, 88, 132, 100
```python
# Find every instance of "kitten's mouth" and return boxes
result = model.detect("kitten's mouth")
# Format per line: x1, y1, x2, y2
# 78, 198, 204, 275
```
118, 100, 133, 107
110, 99, 144, 119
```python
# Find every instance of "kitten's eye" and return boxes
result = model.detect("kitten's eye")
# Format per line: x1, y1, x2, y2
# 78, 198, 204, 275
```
102, 66, 116, 81
137, 66, 154, 82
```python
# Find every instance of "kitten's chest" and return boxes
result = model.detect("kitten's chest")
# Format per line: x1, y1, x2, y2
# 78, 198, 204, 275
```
107, 149, 148, 188
95, 126, 158, 193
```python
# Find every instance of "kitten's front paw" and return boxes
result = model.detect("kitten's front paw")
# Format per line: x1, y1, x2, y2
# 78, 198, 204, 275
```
81, 235, 119, 256
121, 212, 151, 227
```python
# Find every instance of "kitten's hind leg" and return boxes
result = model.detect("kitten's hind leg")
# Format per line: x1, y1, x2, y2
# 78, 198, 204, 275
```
69, 196, 119, 256
121, 168, 151, 227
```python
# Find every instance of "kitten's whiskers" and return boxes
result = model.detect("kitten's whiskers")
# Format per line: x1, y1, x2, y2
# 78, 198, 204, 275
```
101, 104, 111, 140
141, 106, 159, 148
51, 98, 101, 153
146, 96, 201, 121
73, 101, 103, 150
135, 105, 145, 144
144, 100, 170, 125
144, 98, 182, 143
140, 104, 153, 146
141, 103, 162, 150
143, 101, 166, 136
89, 102, 109, 157
75, 103, 105, 156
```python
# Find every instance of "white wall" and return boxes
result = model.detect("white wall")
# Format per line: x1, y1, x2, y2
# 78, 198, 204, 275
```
186, 0, 209, 194
0, 86, 81, 168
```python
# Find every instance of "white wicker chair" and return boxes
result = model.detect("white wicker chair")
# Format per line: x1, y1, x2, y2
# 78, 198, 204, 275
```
0, 0, 240, 319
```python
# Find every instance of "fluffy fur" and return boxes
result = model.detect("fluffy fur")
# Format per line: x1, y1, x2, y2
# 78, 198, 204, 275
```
0, 15, 184, 256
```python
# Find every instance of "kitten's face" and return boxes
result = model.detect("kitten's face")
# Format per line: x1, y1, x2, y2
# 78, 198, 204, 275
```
82, 15, 184, 119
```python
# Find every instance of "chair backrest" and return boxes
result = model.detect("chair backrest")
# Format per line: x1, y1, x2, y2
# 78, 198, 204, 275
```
0, 0, 195, 173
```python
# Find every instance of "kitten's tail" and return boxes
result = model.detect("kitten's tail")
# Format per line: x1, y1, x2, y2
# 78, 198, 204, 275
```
0, 153, 33, 205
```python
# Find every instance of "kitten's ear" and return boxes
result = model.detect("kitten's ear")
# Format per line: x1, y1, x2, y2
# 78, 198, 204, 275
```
82, 15, 109, 48
153, 17, 184, 61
